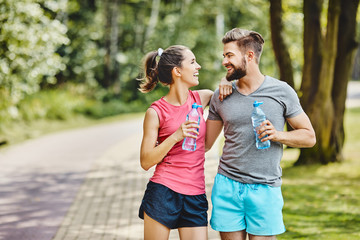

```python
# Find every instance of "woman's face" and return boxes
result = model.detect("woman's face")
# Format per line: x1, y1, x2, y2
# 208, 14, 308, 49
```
178, 49, 201, 87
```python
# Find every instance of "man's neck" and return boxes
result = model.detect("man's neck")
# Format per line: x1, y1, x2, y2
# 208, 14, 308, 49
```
236, 73, 265, 96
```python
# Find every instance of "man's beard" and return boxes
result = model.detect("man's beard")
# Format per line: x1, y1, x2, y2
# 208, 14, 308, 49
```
226, 57, 247, 81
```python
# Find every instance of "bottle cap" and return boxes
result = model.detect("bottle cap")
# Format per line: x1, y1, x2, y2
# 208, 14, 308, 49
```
253, 101, 263, 107
192, 103, 202, 109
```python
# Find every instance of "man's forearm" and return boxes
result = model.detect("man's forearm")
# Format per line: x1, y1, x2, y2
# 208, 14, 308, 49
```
275, 129, 316, 148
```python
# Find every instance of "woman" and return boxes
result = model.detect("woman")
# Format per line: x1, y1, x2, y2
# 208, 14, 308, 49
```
138, 45, 230, 240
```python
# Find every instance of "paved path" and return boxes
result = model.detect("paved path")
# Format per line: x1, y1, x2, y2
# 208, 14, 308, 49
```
0, 118, 152, 240
51, 127, 221, 240
0, 116, 221, 240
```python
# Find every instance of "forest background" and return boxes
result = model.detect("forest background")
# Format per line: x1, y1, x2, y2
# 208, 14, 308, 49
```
1, 0, 360, 164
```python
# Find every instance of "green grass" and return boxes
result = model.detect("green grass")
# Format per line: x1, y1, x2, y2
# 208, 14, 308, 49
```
278, 107, 360, 240
0, 87, 146, 146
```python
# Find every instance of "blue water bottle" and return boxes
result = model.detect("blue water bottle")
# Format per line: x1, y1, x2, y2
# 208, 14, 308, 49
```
182, 103, 202, 151
251, 101, 270, 149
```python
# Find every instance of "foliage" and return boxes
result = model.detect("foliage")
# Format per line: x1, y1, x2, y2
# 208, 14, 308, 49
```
0, 0, 304, 125
0, 84, 146, 145
18, 89, 83, 121
15, 84, 147, 122
281, 0, 304, 88
58, 0, 103, 86
4, 0, 352, 161
0, 0, 69, 119
116, 0, 278, 100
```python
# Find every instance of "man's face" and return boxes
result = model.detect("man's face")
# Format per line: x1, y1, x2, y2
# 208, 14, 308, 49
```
222, 42, 247, 81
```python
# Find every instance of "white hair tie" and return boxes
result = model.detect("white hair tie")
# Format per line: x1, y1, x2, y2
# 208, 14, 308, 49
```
157, 48, 163, 57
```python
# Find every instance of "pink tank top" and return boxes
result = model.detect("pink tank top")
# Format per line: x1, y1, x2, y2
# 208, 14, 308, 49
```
149, 90, 206, 195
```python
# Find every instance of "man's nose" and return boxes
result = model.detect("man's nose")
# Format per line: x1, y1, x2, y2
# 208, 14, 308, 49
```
222, 58, 228, 66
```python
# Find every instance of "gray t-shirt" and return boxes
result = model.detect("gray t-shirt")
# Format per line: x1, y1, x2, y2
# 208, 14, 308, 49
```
208, 75, 303, 187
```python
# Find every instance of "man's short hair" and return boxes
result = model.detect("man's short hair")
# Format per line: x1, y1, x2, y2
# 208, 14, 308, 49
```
222, 28, 264, 63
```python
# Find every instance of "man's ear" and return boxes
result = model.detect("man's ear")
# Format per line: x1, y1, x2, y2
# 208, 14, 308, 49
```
172, 67, 181, 77
247, 51, 255, 62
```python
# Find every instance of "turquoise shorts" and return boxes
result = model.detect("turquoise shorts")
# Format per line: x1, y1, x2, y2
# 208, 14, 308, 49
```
210, 174, 286, 236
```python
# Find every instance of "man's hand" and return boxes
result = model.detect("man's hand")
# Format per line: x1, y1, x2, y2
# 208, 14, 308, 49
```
257, 112, 316, 148
219, 77, 233, 101
257, 120, 278, 142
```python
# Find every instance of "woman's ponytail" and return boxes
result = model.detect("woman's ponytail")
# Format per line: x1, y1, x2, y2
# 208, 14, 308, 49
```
138, 51, 159, 93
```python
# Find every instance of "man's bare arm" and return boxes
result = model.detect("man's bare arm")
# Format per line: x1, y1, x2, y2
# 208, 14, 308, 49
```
205, 119, 224, 151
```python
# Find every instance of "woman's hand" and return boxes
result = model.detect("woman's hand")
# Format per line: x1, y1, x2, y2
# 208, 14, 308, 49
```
219, 77, 233, 101
171, 120, 200, 142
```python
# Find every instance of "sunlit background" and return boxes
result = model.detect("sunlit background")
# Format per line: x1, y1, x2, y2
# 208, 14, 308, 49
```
0, 0, 360, 239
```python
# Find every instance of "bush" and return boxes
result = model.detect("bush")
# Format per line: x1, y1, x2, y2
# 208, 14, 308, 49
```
18, 90, 86, 121
14, 85, 149, 121
74, 99, 147, 119
0, 85, 148, 145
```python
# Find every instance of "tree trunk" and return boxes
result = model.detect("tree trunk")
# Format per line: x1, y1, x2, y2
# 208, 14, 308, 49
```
104, 0, 119, 89
330, 0, 359, 162
269, 0, 295, 89
297, 0, 340, 164
143, 0, 161, 51
295, 0, 323, 164
299, 0, 323, 113
296, 0, 359, 165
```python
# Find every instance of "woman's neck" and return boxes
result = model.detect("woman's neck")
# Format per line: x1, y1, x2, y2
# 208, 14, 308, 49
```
164, 84, 189, 106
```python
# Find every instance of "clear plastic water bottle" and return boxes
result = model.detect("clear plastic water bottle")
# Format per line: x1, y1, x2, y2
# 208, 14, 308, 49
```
251, 101, 270, 149
182, 103, 202, 151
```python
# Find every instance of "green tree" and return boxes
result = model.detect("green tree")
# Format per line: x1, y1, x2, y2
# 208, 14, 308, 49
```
270, 0, 360, 164
269, 0, 295, 88
0, 0, 69, 119
298, 0, 360, 164
56, 0, 101, 87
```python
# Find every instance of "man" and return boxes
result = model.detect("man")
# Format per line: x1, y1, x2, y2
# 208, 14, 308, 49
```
205, 28, 316, 240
